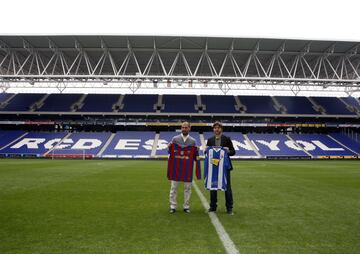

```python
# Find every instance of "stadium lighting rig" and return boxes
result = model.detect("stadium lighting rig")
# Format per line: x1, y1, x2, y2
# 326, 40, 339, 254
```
0, 35, 360, 95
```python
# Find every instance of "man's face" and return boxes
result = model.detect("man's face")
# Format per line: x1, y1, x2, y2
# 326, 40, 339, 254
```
213, 126, 222, 136
181, 124, 190, 136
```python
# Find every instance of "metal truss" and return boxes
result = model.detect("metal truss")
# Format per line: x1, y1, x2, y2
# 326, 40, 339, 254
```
1, 36, 360, 94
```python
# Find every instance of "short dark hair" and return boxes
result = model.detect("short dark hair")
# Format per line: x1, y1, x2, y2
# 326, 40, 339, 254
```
212, 121, 223, 128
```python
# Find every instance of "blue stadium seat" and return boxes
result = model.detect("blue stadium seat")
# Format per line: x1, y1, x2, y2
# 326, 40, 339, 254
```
0, 132, 67, 156
275, 96, 318, 114
202, 95, 238, 113
80, 94, 120, 112
0, 130, 26, 149
102, 131, 156, 158
2, 94, 44, 111
1, 131, 359, 158
311, 97, 354, 115
0, 93, 14, 103
162, 95, 198, 113
239, 96, 279, 114
289, 133, 357, 157
121, 94, 157, 112
342, 97, 360, 111
247, 133, 308, 157
52, 132, 112, 156
38, 94, 82, 112
329, 133, 360, 154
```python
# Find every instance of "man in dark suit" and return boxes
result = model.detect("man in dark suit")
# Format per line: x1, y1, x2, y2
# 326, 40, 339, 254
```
206, 121, 235, 215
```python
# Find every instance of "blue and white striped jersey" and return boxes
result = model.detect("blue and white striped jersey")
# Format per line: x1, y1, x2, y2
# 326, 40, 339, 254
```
204, 146, 231, 191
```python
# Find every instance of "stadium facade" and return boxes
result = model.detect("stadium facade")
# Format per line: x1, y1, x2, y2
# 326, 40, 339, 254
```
0, 35, 359, 159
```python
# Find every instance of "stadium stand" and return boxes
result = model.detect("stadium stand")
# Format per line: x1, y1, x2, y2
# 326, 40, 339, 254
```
0, 93, 359, 117
80, 94, 121, 112
238, 96, 279, 114
274, 96, 318, 114
246, 133, 309, 158
0, 130, 26, 149
101, 131, 156, 158
201, 95, 238, 113
1, 93, 44, 111
328, 133, 360, 154
162, 95, 198, 113
37, 94, 82, 112
50, 132, 112, 157
0, 131, 359, 158
121, 94, 158, 112
0, 93, 14, 104
311, 97, 354, 115
341, 97, 360, 113
0, 132, 67, 156
288, 133, 358, 157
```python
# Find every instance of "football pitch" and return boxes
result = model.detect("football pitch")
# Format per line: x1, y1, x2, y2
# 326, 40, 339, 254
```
0, 159, 360, 254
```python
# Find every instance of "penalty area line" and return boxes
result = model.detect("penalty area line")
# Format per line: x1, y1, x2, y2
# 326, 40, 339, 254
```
193, 181, 240, 254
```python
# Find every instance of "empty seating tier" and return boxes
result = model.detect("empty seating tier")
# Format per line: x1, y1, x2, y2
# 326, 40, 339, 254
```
38, 94, 82, 112
311, 97, 354, 115
121, 94, 157, 112
239, 96, 279, 114
162, 95, 198, 113
1, 131, 358, 158
202, 95, 238, 113
275, 96, 318, 114
0, 93, 359, 116
81, 94, 120, 112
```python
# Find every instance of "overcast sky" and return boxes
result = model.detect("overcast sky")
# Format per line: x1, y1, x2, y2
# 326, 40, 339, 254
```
1, 0, 360, 42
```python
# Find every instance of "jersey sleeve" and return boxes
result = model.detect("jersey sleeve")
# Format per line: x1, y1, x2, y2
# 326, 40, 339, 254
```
205, 145, 210, 155
194, 147, 201, 180
223, 149, 232, 170
168, 143, 174, 154
167, 144, 175, 180
204, 148, 209, 181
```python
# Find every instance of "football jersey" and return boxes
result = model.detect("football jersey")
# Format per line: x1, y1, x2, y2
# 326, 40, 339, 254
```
204, 146, 231, 191
167, 143, 201, 182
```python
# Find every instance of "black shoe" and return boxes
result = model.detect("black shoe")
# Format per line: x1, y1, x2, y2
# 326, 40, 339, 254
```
227, 210, 234, 215
170, 209, 176, 214
183, 209, 190, 213
208, 208, 216, 212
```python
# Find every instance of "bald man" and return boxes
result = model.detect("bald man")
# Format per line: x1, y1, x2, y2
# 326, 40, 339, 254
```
167, 122, 197, 214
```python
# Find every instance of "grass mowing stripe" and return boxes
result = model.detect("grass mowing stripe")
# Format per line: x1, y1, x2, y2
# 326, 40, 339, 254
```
193, 181, 240, 254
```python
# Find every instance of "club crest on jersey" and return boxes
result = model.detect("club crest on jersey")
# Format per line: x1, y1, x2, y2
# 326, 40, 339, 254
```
211, 158, 220, 166
176, 149, 190, 159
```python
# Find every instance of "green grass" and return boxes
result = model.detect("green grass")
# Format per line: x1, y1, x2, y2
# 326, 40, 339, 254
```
0, 159, 360, 254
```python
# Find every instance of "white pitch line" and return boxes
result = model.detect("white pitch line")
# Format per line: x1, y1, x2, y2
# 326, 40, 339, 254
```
193, 181, 240, 254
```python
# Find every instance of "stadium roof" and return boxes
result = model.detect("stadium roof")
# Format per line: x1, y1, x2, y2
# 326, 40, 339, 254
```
1, 35, 360, 95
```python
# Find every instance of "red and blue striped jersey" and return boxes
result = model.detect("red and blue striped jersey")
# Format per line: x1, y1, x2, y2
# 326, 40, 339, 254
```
167, 143, 201, 182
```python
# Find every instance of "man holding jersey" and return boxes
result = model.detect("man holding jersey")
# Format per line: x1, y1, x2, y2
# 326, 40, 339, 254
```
206, 121, 235, 215
167, 121, 197, 214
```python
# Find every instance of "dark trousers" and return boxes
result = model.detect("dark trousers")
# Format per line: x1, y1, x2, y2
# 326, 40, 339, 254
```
210, 170, 233, 211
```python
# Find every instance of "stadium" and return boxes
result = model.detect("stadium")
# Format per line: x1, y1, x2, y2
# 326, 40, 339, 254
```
1, 34, 360, 254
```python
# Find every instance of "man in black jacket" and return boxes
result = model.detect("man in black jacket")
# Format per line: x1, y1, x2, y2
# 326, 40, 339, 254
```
206, 121, 235, 215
